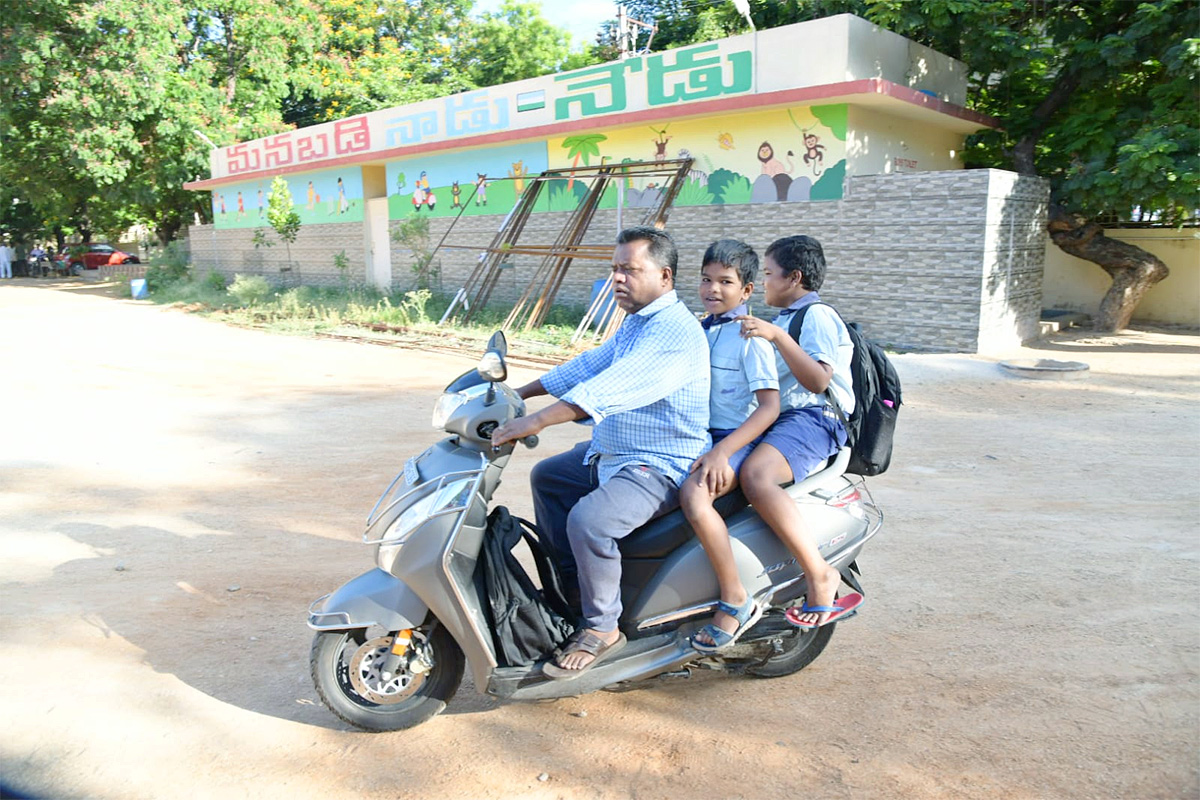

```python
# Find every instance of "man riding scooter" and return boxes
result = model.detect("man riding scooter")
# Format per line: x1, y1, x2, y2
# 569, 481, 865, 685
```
491, 226, 710, 679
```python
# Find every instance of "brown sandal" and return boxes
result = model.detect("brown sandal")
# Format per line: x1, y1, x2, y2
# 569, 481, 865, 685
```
541, 629, 627, 680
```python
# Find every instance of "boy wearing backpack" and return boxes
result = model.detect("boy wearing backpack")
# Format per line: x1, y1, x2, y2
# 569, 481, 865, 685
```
679, 239, 780, 653
734, 235, 863, 629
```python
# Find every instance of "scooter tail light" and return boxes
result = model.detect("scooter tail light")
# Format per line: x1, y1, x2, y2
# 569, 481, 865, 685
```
827, 487, 861, 508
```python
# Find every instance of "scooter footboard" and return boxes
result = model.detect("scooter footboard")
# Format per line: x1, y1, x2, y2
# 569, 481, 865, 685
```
308, 568, 429, 631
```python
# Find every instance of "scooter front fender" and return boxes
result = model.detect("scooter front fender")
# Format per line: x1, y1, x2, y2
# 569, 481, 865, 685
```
307, 568, 429, 632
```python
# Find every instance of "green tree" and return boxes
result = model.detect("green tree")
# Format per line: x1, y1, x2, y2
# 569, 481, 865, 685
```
464, 0, 572, 87
284, 0, 477, 128
266, 176, 302, 270
866, 0, 1197, 331
621, 0, 1197, 331
0, 0, 326, 245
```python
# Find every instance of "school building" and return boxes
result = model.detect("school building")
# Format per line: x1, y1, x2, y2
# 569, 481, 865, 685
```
185, 13, 1055, 353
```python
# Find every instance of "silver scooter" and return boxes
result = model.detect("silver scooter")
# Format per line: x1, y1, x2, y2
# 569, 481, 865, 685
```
308, 332, 883, 731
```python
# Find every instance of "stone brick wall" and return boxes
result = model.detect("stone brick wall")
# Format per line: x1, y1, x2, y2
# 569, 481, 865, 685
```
189, 222, 367, 288
188, 168, 1049, 353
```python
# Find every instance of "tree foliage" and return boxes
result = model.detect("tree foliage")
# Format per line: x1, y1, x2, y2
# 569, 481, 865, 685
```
1, 0, 584, 244
621, 0, 1196, 328
464, 0, 572, 88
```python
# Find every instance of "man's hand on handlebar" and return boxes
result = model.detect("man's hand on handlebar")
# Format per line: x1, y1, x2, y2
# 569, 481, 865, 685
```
491, 399, 589, 449
491, 414, 544, 448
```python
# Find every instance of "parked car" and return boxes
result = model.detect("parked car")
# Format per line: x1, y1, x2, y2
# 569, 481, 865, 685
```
57, 243, 140, 272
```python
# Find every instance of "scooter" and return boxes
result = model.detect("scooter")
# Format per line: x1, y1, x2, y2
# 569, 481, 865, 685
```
308, 332, 883, 732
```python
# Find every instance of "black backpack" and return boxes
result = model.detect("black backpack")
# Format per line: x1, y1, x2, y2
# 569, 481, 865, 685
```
788, 303, 902, 476
474, 507, 575, 667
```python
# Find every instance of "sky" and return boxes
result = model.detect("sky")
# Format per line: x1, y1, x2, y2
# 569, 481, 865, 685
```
473, 0, 619, 47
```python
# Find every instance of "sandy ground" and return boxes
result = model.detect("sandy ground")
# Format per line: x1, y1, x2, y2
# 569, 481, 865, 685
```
1, 278, 1197, 799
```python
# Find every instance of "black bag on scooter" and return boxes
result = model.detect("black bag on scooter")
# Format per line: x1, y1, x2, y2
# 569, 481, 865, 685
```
475, 506, 576, 667
788, 302, 902, 476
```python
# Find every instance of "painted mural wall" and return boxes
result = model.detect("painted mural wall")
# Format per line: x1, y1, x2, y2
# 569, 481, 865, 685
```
201, 16, 970, 185
384, 141, 548, 219
212, 169, 363, 230
383, 103, 847, 219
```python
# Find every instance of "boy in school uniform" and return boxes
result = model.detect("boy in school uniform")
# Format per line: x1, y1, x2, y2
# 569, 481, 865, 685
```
680, 239, 780, 652
736, 234, 862, 629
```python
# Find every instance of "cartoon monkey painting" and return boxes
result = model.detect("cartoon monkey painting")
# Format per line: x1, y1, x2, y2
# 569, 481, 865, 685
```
758, 141, 795, 201
650, 125, 672, 163
802, 130, 825, 176
452, 181, 462, 209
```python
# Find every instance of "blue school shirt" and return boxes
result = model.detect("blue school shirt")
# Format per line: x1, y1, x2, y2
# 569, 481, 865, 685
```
540, 290, 710, 485
704, 304, 779, 430
770, 292, 855, 414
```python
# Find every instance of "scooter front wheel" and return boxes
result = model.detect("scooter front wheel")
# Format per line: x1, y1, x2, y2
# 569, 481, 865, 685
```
311, 624, 464, 732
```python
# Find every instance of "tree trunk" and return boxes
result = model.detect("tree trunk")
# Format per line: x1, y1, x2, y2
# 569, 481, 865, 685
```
1047, 206, 1169, 332
156, 215, 182, 247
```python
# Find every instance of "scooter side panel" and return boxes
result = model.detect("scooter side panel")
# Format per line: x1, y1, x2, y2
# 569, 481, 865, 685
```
623, 492, 869, 628
308, 568, 429, 631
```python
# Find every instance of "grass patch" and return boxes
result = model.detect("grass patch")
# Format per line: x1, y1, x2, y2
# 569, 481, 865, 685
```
144, 272, 593, 358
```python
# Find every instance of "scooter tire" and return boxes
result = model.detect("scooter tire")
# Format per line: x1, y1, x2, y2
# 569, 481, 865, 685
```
311, 625, 464, 732
744, 621, 834, 679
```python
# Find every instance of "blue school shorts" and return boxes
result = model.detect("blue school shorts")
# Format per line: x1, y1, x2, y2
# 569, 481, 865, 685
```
709, 429, 764, 476
760, 406, 847, 481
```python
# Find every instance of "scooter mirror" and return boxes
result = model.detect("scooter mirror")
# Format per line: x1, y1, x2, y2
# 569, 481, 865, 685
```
478, 331, 508, 382
484, 330, 507, 358
477, 350, 506, 383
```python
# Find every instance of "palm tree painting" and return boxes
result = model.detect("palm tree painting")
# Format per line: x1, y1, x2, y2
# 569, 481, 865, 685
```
561, 134, 607, 189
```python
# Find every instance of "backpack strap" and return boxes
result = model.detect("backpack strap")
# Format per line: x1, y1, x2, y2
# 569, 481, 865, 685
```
784, 301, 850, 439
513, 515, 575, 621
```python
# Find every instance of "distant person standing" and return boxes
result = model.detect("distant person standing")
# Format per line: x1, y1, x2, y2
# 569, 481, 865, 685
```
0, 240, 13, 279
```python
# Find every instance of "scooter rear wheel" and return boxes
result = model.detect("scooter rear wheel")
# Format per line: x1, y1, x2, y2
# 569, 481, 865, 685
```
745, 620, 834, 678
311, 624, 464, 731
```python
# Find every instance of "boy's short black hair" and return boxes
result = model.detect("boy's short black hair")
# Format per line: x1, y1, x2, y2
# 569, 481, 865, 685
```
765, 235, 826, 291
702, 239, 759, 286
617, 226, 679, 283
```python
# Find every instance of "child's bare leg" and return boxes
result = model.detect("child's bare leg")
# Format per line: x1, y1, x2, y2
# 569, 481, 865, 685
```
740, 444, 841, 626
680, 478, 748, 644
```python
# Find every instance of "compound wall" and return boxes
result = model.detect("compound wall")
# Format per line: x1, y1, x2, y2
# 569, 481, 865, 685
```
189, 168, 1049, 353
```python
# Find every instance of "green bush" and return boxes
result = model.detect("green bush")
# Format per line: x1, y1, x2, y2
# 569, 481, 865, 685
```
228, 274, 273, 306
203, 271, 227, 291
144, 241, 192, 290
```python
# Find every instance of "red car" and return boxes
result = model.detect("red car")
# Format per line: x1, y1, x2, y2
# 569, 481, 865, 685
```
58, 243, 140, 272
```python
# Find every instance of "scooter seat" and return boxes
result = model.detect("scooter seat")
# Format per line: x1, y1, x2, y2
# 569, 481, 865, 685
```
619, 490, 749, 559
616, 450, 840, 560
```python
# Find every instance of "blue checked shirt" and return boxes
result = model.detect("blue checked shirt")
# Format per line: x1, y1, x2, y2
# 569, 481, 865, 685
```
540, 290, 710, 485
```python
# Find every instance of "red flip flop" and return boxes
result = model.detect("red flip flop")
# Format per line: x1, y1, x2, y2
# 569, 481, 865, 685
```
785, 592, 863, 629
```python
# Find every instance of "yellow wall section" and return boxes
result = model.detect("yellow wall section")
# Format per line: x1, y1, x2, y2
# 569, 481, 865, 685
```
547, 105, 847, 204
1042, 228, 1200, 326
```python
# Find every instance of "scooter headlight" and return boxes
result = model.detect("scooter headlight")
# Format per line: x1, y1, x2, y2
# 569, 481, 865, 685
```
431, 391, 469, 430
381, 478, 474, 545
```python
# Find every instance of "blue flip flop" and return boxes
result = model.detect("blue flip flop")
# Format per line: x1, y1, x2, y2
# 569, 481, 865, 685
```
691, 597, 764, 653
785, 591, 863, 629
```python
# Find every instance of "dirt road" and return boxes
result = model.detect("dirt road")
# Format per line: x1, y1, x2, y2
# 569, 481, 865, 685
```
1, 279, 1197, 799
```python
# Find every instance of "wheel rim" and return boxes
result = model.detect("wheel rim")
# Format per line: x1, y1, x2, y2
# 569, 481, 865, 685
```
341, 632, 429, 705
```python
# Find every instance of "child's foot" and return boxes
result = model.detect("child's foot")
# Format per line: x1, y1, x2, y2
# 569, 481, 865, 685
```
694, 592, 747, 648
692, 594, 762, 652
792, 567, 843, 627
